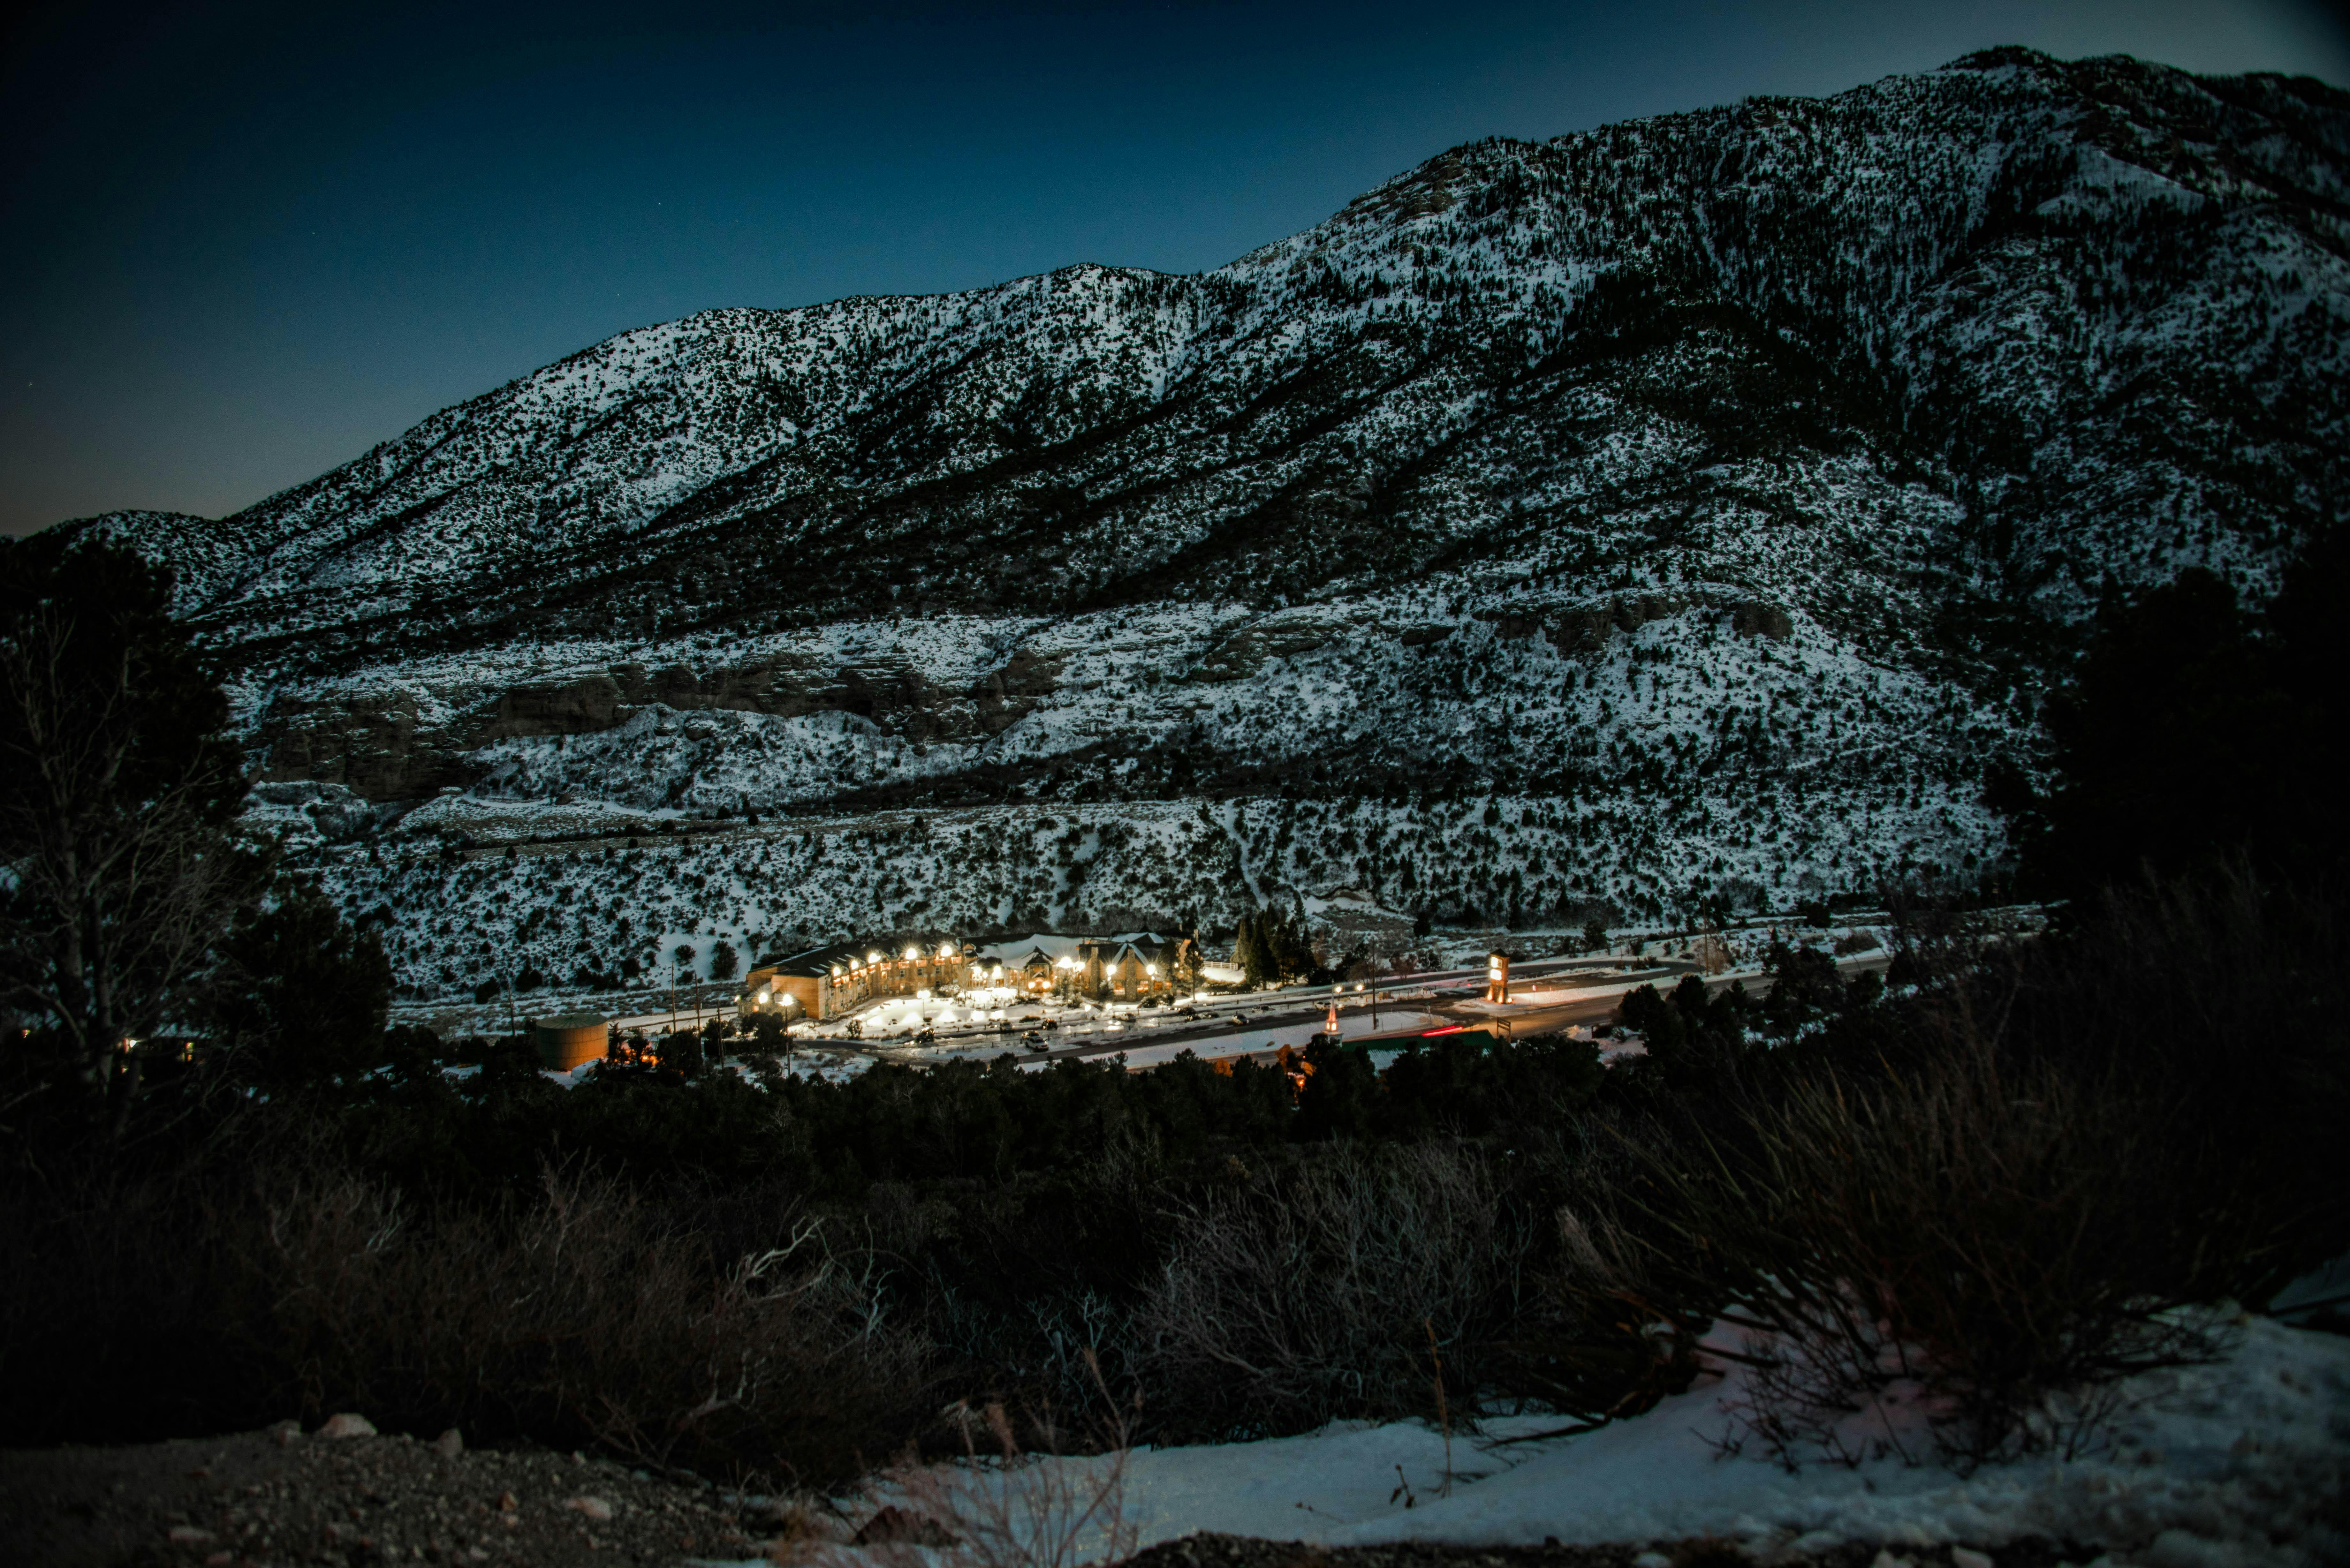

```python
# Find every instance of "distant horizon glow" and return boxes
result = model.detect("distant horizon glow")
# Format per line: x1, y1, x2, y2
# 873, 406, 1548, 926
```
3, 0, 2344, 536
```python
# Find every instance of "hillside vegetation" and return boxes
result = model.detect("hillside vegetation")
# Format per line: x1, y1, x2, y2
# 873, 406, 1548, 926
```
58, 46, 2350, 999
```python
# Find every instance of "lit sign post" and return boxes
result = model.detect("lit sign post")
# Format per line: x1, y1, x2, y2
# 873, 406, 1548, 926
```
1486, 951, 1511, 1005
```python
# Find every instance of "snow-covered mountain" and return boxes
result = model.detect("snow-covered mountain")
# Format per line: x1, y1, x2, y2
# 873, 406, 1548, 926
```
66, 47, 2350, 1003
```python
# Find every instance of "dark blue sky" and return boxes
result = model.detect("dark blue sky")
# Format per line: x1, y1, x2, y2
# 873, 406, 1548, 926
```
4, 0, 2345, 536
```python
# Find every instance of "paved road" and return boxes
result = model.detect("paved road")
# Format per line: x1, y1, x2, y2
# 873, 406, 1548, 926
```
1027, 949, 1894, 1070
1035, 959, 1702, 1066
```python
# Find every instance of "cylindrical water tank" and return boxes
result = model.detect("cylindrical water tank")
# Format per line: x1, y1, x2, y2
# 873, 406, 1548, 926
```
535, 1012, 607, 1071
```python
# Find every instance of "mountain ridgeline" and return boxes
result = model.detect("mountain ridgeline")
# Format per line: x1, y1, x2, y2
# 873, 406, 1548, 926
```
63, 47, 2350, 1000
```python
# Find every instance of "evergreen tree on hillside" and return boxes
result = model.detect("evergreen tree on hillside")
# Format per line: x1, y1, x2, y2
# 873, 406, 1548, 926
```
1230, 901, 1317, 985
1235, 913, 1269, 987
1264, 905, 1314, 983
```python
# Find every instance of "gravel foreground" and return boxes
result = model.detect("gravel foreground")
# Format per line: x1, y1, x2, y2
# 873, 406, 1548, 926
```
0, 1422, 750, 1567
0, 1423, 2095, 1568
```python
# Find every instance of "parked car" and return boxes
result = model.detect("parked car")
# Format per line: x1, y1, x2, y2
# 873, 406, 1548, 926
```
1021, 1030, 1047, 1051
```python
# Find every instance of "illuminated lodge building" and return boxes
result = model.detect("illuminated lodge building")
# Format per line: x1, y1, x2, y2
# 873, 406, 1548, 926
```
968, 934, 1188, 1002
743, 939, 965, 1022
742, 932, 1193, 1022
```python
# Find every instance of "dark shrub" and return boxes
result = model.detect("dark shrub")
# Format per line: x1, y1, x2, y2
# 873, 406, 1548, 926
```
0, 1148, 931, 1485
1129, 1144, 1543, 1441
1595, 870, 2349, 1467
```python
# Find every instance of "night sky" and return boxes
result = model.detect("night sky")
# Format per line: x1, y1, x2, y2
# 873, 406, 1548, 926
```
4, 0, 2345, 537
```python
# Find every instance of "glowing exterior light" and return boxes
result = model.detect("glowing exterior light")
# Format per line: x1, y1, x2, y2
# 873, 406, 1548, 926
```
939, 942, 956, 958
904, 944, 921, 961
867, 951, 884, 966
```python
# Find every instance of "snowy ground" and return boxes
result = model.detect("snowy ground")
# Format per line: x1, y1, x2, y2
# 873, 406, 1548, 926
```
719, 1315, 2348, 1568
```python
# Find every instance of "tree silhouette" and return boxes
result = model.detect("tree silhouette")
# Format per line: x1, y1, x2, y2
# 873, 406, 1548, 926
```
2020, 541, 2345, 904
1, 536, 252, 1135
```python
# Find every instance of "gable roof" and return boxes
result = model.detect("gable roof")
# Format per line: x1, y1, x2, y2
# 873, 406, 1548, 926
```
755, 937, 950, 978
970, 932, 1170, 970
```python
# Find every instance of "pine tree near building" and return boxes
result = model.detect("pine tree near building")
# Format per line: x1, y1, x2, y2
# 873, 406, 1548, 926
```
1235, 914, 1269, 987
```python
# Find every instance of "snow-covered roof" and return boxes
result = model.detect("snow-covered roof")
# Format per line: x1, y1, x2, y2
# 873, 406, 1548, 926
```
756, 933, 960, 978
971, 932, 1168, 969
